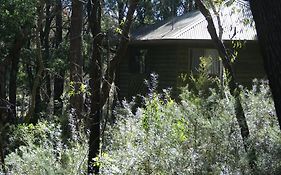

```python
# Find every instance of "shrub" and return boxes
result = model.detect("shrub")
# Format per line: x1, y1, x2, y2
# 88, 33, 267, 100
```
3, 120, 88, 175
99, 78, 281, 174
2, 73, 281, 174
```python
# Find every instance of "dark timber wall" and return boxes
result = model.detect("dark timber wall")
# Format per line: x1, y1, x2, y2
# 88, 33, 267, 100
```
232, 43, 265, 86
116, 40, 266, 99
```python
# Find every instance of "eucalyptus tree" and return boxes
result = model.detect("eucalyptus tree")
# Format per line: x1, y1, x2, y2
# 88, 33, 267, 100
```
195, 0, 257, 171
0, 0, 36, 170
25, 0, 45, 123
0, 0, 36, 122
88, 0, 103, 173
88, 0, 140, 173
53, 0, 64, 116
69, 0, 84, 121
249, 0, 281, 131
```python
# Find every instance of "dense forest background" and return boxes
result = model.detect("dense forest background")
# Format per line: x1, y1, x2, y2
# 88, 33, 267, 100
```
1, 0, 281, 174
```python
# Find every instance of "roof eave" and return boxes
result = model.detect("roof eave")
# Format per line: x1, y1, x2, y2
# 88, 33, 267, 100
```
129, 39, 258, 48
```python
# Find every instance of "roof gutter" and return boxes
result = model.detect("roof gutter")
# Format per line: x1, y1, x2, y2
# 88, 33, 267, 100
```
129, 39, 258, 48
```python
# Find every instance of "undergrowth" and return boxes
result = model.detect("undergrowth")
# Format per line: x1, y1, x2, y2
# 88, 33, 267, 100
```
99, 73, 281, 174
2, 62, 281, 174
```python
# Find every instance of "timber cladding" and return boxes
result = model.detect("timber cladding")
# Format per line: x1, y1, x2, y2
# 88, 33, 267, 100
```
116, 41, 266, 99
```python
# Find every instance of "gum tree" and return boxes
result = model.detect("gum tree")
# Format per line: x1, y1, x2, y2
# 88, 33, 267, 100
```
87, 0, 139, 174
195, 0, 257, 171
249, 0, 281, 131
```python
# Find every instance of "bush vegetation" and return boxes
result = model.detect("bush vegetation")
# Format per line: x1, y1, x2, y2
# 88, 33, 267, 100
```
99, 77, 281, 175
2, 66, 281, 174
3, 121, 88, 175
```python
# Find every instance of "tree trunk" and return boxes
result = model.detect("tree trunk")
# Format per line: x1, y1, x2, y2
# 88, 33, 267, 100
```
0, 128, 6, 173
0, 27, 27, 175
54, 71, 64, 115
0, 66, 7, 119
55, 0, 63, 47
69, 0, 83, 121
25, 40, 34, 92
43, 0, 53, 107
26, 0, 44, 122
195, 0, 256, 170
249, 1, 281, 131
54, 0, 64, 116
88, 0, 103, 173
87, 0, 139, 174
8, 31, 26, 123
0, 63, 7, 172
0, 65, 7, 172
101, 0, 139, 106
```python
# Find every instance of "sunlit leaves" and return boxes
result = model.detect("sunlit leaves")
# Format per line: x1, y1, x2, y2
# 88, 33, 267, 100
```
5, 121, 88, 174
99, 78, 281, 174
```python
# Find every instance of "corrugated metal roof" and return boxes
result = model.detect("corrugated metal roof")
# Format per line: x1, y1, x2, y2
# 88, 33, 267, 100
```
132, 0, 257, 41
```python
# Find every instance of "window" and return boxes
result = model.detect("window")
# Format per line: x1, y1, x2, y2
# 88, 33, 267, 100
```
129, 49, 147, 74
190, 48, 221, 76
204, 49, 220, 75
190, 48, 204, 73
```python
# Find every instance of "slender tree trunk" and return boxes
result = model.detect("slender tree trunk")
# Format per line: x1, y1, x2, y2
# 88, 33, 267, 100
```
54, 0, 64, 116
55, 0, 63, 47
249, 1, 281, 131
8, 31, 26, 123
0, 63, 7, 173
0, 129, 6, 173
25, 40, 34, 91
33, 86, 42, 122
101, 0, 139, 106
195, 0, 257, 170
0, 66, 7, 119
26, 0, 44, 122
87, 0, 139, 174
0, 62, 8, 173
208, 1, 223, 39
44, 0, 53, 106
54, 71, 64, 115
0, 30, 26, 171
0, 27, 27, 174
88, 0, 103, 173
69, 0, 83, 121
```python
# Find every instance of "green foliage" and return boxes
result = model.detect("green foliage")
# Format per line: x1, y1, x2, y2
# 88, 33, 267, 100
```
3, 121, 88, 175
0, 0, 35, 37
231, 40, 246, 62
241, 80, 281, 173
67, 80, 91, 105
0, 0, 36, 35
2, 74, 281, 174
180, 56, 221, 102
99, 77, 281, 174
100, 91, 193, 174
51, 41, 70, 71
0, 0, 36, 60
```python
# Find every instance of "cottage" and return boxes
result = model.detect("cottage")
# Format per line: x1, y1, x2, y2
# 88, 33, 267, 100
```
116, 0, 265, 99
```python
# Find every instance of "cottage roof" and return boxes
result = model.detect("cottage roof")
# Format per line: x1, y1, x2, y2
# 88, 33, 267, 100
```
132, 0, 256, 41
